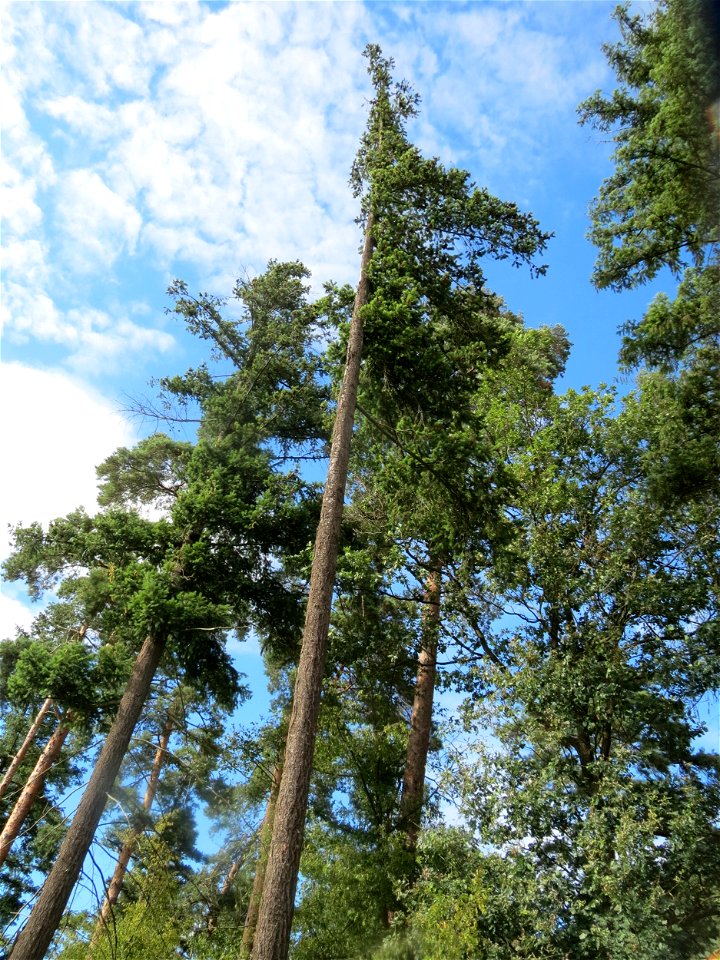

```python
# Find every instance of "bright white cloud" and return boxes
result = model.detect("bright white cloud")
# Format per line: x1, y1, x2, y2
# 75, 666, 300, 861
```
40, 95, 119, 144
2, 285, 174, 371
0, 589, 36, 643
0, 362, 134, 514
0, 361, 140, 645
0, 363, 136, 568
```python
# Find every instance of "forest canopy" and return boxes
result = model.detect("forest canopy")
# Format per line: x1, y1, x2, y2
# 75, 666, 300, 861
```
1, 3, 719, 960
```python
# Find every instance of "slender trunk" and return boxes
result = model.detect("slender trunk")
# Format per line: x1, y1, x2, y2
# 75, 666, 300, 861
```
207, 857, 242, 936
398, 563, 442, 850
91, 708, 174, 945
250, 213, 374, 960
0, 709, 72, 869
0, 697, 54, 801
10, 633, 166, 960
241, 763, 282, 955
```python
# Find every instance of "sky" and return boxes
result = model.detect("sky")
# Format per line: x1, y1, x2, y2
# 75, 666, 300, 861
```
1, 0, 716, 815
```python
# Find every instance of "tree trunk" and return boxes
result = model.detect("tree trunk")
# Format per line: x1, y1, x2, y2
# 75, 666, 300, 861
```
91, 706, 175, 946
241, 763, 282, 955
250, 213, 374, 960
10, 633, 166, 960
0, 708, 72, 869
207, 857, 242, 936
398, 562, 442, 849
0, 697, 54, 801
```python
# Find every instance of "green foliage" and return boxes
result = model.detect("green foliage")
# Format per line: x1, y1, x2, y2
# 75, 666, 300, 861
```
97, 435, 193, 511
440, 384, 720, 959
6, 29, 720, 960
579, 0, 719, 291
58, 834, 192, 960
581, 0, 720, 506
293, 825, 401, 960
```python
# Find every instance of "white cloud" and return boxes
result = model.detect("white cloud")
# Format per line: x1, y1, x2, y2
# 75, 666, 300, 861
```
40, 95, 119, 144
0, 0, 613, 381
54, 169, 142, 271
2, 285, 174, 371
0, 361, 141, 639
0, 591, 35, 642
0, 164, 43, 237
0, 363, 136, 569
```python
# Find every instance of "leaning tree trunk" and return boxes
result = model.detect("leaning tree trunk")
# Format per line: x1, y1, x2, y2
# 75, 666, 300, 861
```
398, 562, 442, 849
250, 213, 374, 960
241, 761, 282, 955
10, 633, 166, 960
0, 697, 54, 802
91, 706, 175, 947
0, 707, 73, 869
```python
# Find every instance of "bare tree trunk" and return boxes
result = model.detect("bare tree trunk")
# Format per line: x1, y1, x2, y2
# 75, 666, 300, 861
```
0, 708, 72, 869
241, 763, 282, 955
10, 633, 166, 960
398, 562, 442, 849
91, 707, 175, 946
250, 213, 374, 960
0, 697, 54, 801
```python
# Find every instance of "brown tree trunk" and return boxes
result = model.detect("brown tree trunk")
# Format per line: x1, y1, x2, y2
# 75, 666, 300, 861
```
0, 708, 72, 869
250, 213, 374, 960
10, 633, 166, 960
91, 707, 175, 945
0, 697, 54, 801
241, 763, 282, 955
206, 857, 242, 936
398, 562, 442, 849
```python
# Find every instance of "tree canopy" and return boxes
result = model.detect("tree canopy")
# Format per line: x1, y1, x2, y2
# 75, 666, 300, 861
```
2, 13, 720, 960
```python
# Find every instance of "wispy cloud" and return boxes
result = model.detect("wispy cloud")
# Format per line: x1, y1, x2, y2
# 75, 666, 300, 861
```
1, 1, 613, 375
1, 285, 174, 372
55, 169, 143, 271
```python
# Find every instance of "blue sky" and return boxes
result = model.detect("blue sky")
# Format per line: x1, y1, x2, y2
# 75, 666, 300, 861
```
1, 0, 715, 789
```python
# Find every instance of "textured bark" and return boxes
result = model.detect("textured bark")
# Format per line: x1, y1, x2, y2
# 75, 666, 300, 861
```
241, 763, 282, 955
0, 709, 72, 869
0, 697, 54, 801
250, 214, 374, 960
398, 563, 442, 849
10, 633, 166, 960
91, 707, 174, 945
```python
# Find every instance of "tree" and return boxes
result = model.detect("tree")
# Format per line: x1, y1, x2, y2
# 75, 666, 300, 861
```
250, 44, 550, 960
0, 604, 131, 931
580, 0, 720, 505
578, 0, 718, 293
437, 385, 720, 959
6, 260, 331, 959
0, 696, 54, 802
91, 690, 178, 946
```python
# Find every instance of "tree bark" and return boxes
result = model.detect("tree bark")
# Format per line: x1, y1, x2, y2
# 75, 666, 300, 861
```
91, 706, 175, 946
241, 763, 282, 955
0, 708, 72, 869
0, 697, 54, 801
250, 213, 374, 960
10, 633, 166, 960
398, 562, 442, 849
